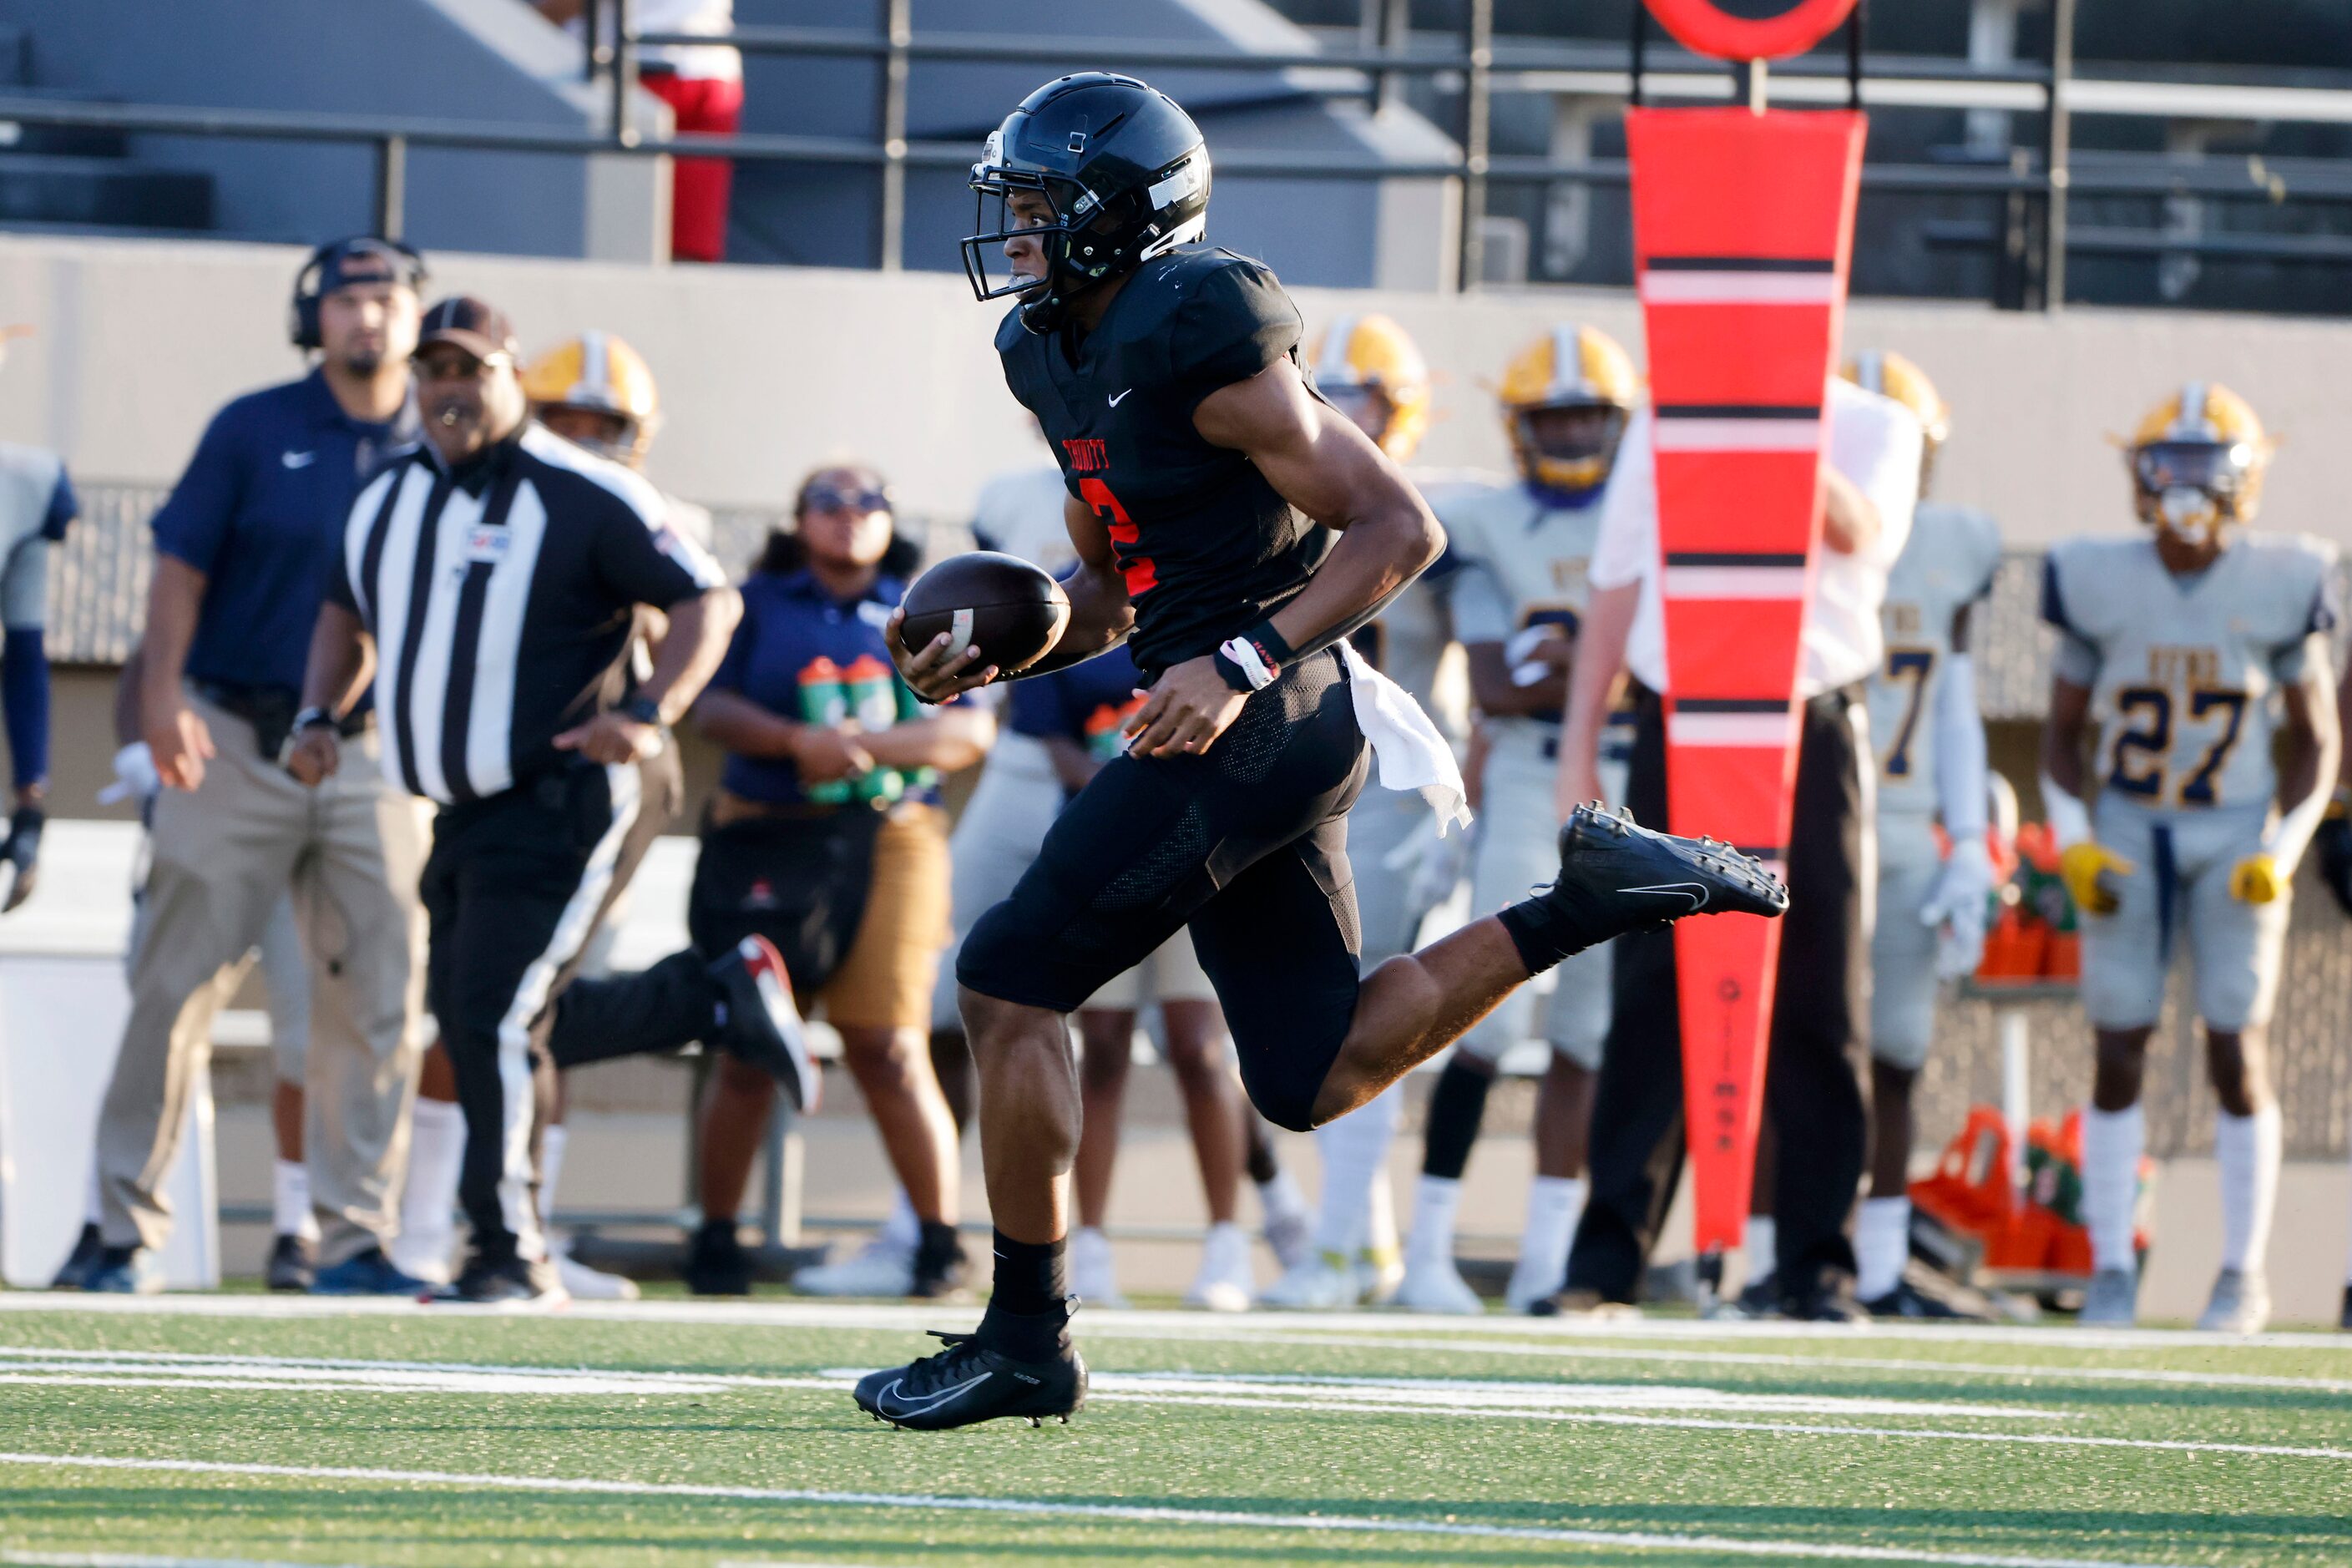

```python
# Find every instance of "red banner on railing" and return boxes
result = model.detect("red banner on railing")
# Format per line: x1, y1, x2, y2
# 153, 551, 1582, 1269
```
1626, 104, 1866, 1255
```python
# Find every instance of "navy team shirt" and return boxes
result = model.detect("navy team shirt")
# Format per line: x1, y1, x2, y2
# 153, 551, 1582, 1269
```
150, 368, 417, 694
707, 567, 942, 807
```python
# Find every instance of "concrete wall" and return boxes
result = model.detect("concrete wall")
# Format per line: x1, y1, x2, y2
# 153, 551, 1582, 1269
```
8, 233, 2352, 549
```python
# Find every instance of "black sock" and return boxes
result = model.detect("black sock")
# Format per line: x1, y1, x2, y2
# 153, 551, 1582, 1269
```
1496, 878, 1619, 974
1420, 1058, 1492, 1181
988, 1228, 1065, 1317
915, 1220, 964, 1273
1244, 1120, 1280, 1186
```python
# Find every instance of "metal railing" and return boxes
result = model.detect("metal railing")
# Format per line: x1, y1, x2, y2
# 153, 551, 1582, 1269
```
13, 0, 2352, 307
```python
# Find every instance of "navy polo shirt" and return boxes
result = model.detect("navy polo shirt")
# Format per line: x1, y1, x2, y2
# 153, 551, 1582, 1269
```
150, 369, 417, 694
708, 567, 942, 807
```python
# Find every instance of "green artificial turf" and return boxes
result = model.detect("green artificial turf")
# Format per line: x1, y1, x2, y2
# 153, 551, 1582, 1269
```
0, 1297, 2346, 1567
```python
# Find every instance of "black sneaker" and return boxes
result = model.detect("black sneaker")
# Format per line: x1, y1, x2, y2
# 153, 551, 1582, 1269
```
853, 1311, 1088, 1431
1549, 802, 1789, 931
711, 936, 821, 1112
2339, 1284, 2351, 1333
908, 1222, 969, 1301
1733, 1278, 1782, 1319
684, 1216, 751, 1297
50, 1222, 103, 1290
432, 1249, 567, 1306
1863, 1277, 1986, 1322
266, 1232, 316, 1292
311, 1245, 428, 1297
1783, 1282, 1869, 1324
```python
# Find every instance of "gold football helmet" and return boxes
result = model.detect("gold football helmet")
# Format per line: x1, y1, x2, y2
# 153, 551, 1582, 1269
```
523, 331, 661, 465
1843, 348, 1949, 492
1309, 312, 1431, 462
2124, 381, 2271, 542
1497, 324, 1638, 498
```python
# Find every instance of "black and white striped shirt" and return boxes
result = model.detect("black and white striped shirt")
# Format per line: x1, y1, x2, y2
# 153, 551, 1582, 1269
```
330, 422, 724, 806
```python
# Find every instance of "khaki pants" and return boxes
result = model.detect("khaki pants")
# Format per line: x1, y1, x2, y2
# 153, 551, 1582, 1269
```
97, 689, 429, 1264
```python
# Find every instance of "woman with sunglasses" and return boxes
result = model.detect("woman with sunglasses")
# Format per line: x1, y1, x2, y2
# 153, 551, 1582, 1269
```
685, 464, 995, 1297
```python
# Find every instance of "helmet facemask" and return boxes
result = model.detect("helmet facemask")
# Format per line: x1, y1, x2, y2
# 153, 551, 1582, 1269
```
2132, 438, 2261, 546
1513, 401, 1629, 498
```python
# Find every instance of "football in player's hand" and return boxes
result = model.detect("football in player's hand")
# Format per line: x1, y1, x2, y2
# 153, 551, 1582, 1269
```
898, 551, 1070, 675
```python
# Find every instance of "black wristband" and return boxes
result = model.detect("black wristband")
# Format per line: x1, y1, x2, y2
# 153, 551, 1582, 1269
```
292, 706, 337, 734
1243, 619, 1296, 667
618, 695, 662, 726
1211, 649, 1256, 693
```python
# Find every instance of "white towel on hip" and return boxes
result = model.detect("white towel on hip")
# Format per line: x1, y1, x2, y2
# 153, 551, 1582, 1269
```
1337, 639, 1471, 835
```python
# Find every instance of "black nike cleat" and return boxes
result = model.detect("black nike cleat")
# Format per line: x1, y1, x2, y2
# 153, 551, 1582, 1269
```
1550, 802, 1788, 928
853, 1320, 1087, 1431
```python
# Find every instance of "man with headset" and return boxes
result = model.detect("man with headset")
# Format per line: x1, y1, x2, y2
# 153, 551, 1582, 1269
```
78, 237, 432, 1294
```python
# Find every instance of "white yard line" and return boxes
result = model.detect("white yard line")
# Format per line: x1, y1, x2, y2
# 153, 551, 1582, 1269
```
4, 1292, 2347, 1353
0, 1453, 2224, 1568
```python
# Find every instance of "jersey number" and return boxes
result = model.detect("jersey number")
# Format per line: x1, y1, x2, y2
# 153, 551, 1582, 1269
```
2107, 685, 2248, 806
1079, 478, 1157, 596
1880, 647, 1936, 779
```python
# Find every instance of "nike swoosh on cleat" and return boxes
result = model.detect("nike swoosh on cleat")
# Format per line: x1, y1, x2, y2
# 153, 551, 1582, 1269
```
1622, 882, 1707, 912
875, 1370, 993, 1419
1108, 388, 1134, 407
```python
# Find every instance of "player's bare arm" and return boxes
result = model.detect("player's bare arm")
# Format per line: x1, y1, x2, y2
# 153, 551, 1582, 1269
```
287, 601, 373, 787
1552, 579, 1638, 819
557, 584, 739, 766
2246, 646, 2341, 902
695, 687, 875, 783
1821, 463, 1879, 556
1465, 635, 1571, 720
1123, 357, 1441, 758
2041, 675, 2093, 804
890, 493, 1131, 702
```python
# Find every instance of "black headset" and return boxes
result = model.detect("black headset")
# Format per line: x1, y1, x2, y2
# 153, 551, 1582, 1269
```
288, 236, 429, 352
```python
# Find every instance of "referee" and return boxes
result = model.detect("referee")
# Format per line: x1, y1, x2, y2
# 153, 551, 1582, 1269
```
291, 296, 815, 1303
1551, 377, 1921, 1322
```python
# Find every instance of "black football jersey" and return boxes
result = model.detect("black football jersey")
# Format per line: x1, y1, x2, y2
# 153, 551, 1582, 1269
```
995, 245, 1335, 678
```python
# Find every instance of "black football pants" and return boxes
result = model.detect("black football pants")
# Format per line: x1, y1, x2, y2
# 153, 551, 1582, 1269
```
1565, 682, 1874, 1304
422, 750, 710, 1262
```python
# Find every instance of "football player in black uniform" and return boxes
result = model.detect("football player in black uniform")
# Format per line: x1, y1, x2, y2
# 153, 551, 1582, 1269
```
857, 73, 1784, 1431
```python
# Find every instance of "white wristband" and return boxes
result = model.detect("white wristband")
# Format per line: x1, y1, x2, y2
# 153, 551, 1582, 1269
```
1219, 635, 1279, 691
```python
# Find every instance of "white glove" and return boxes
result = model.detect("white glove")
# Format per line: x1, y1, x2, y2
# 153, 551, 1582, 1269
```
98, 741, 161, 805
1920, 835, 1995, 980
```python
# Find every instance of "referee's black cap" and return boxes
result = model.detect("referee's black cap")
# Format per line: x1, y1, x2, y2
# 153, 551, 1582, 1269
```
417, 296, 520, 364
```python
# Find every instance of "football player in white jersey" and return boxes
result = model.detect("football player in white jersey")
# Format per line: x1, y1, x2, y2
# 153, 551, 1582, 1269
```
1258, 311, 1459, 1311
2041, 382, 2339, 1335
1388, 323, 1640, 1316
0, 326, 73, 913
1848, 352, 2003, 1318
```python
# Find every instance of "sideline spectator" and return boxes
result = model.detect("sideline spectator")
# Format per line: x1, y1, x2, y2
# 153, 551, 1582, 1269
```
687, 464, 994, 1297
536, 0, 742, 263
78, 239, 432, 1296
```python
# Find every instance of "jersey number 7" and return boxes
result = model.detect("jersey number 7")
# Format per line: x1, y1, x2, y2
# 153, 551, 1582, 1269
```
1880, 647, 1935, 778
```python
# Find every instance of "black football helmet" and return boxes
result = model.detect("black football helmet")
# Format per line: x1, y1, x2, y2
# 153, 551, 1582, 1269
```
961, 73, 1211, 334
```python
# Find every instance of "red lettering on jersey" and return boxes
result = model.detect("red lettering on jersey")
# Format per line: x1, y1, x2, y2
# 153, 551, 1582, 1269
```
1079, 477, 1157, 596
1061, 438, 1109, 473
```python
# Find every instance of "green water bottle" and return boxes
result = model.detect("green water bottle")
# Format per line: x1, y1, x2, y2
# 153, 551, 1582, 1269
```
795, 656, 852, 805
843, 655, 903, 804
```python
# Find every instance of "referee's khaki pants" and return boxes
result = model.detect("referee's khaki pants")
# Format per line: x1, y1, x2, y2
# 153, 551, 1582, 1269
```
96, 689, 430, 1266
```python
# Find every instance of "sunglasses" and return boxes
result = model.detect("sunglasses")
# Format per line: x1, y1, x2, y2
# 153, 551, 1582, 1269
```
804, 485, 890, 513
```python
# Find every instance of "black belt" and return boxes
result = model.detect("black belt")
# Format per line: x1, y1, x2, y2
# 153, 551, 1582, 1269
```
195, 681, 372, 739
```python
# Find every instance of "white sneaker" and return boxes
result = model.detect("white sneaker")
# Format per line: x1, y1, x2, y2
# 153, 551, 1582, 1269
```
2077, 1266, 2138, 1327
553, 1240, 640, 1302
792, 1232, 916, 1297
1257, 1253, 1361, 1310
1392, 1256, 1484, 1315
1505, 1251, 1569, 1314
1259, 1193, 1313, 1275
1070, 1227, 1129, 1310
1355, 1247, 1404, 1306
2196, 1267, 2271, 1335
1185, 1222, 1255, 1312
